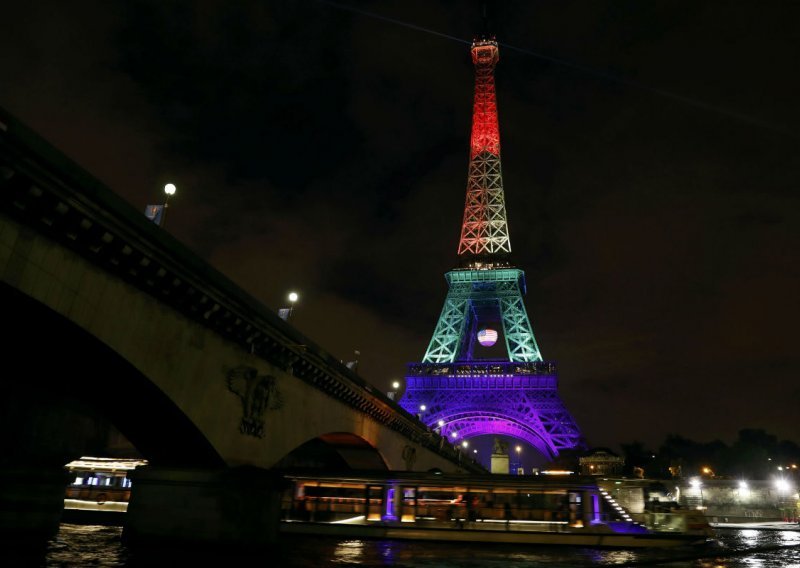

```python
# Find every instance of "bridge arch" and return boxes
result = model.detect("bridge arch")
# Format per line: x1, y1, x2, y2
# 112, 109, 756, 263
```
0, 281, 225, 468
274, 432, 388, 471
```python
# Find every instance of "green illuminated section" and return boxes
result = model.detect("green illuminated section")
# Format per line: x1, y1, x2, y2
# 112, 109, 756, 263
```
422, 268, 543, 364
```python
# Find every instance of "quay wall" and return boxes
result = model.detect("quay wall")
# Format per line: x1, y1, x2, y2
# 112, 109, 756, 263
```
604, 478, 800, 523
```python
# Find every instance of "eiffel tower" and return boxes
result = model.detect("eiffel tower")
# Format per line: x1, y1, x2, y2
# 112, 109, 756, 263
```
399, 36, 585, 462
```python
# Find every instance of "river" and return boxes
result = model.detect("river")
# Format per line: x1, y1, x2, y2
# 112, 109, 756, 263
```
8, 523, 800, 567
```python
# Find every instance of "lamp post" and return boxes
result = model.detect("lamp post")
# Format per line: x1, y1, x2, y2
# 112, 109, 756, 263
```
515, 445, 522, 475
287, 291, 298, 318
161, 183, 176, 228
388, 380, 401, 400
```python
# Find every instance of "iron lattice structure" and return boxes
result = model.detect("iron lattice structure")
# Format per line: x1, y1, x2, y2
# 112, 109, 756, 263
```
458, 39, 510, 258
400, 37, 584, 460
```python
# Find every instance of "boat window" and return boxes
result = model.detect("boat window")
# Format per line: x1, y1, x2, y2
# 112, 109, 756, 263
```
401, 487, 416, 522
367, 485, 383, 521
286, 482, 369, 523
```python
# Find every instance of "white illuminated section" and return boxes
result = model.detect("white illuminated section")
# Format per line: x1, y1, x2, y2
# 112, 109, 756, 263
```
64, 457, 148, 472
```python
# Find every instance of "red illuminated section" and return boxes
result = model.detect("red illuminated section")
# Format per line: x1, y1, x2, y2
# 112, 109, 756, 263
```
457, 37, 511, 260
469, 39, 501, 159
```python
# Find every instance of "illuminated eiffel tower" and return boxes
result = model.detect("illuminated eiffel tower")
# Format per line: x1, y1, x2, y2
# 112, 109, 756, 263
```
399, 36, 584, 461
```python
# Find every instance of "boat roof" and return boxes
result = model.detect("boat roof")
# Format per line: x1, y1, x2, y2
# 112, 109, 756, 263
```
281, 468, 602, 490
64, 456, 149, 472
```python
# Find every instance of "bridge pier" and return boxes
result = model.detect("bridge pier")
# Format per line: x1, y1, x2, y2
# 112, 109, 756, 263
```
0, 465, 69, 546
124, 465, 287, 548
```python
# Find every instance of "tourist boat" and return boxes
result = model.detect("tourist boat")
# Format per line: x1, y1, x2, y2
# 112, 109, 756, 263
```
62, 456, 148, 524
279, 470, 714, 548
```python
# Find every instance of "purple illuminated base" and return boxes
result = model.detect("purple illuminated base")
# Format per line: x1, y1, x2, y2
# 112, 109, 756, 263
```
400, 362, 584, 459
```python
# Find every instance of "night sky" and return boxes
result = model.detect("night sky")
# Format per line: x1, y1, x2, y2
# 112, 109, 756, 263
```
2, 1, 798, 457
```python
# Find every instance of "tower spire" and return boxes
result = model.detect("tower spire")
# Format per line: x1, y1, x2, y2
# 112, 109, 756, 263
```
457, 37, 511, 264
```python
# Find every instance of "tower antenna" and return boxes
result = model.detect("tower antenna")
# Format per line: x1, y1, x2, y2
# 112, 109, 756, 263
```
481, 0, 491, 37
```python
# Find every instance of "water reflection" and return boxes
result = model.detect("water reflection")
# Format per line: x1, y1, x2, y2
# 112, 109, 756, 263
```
47, 524, 127, 567
35, 523, 800, 567
739, 529, 760, 546
779, 530, 800, 544
378, 540, 397, 563
333, 540, 365, 563
601, 549, 637, 564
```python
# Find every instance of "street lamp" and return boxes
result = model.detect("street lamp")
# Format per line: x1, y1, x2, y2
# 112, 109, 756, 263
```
279, 291, 300, 322
162, 183, 176, 228
388, 380, 401, 400
689, 477, 704, 509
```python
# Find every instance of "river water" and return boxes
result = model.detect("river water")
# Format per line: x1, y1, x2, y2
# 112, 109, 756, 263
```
10, 523, 800, 567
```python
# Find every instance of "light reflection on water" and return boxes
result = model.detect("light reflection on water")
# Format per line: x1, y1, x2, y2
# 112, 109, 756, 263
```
333, 540, 365, 563
22, 524, 800, 567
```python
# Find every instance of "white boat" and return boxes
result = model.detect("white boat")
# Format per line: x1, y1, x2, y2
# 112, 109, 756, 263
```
62, 456, 148, 523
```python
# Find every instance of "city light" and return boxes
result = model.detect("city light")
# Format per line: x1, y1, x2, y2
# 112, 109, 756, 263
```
775, 479, 791, 493
689, 477, 702, 488
279, 291, 300, 321
738, 480, 750, 499
451, 432, 458, 438
437, 420, 445, 427
462, 441, 469, 448
419, 404, 426, 412
392, 381, 400, 389
161, 183, 177, 228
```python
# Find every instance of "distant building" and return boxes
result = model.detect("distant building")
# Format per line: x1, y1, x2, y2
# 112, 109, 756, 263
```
579, 448, 625, 476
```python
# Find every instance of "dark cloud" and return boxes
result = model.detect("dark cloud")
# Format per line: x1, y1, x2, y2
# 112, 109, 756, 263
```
1, 0, 798, 454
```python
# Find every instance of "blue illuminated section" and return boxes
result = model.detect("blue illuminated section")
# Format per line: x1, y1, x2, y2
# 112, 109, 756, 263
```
384, 487, 397, 521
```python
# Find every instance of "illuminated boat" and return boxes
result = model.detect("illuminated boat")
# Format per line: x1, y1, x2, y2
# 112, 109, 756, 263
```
279, 470, 713, 548
62, 456, 148, 524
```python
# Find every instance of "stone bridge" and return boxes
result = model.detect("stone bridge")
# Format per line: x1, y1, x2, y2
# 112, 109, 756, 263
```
0, 107, 483, 546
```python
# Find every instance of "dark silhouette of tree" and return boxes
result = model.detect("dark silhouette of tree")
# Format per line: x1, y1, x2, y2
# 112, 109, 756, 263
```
614, 429, 800, 480
620, 440, 655, 477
